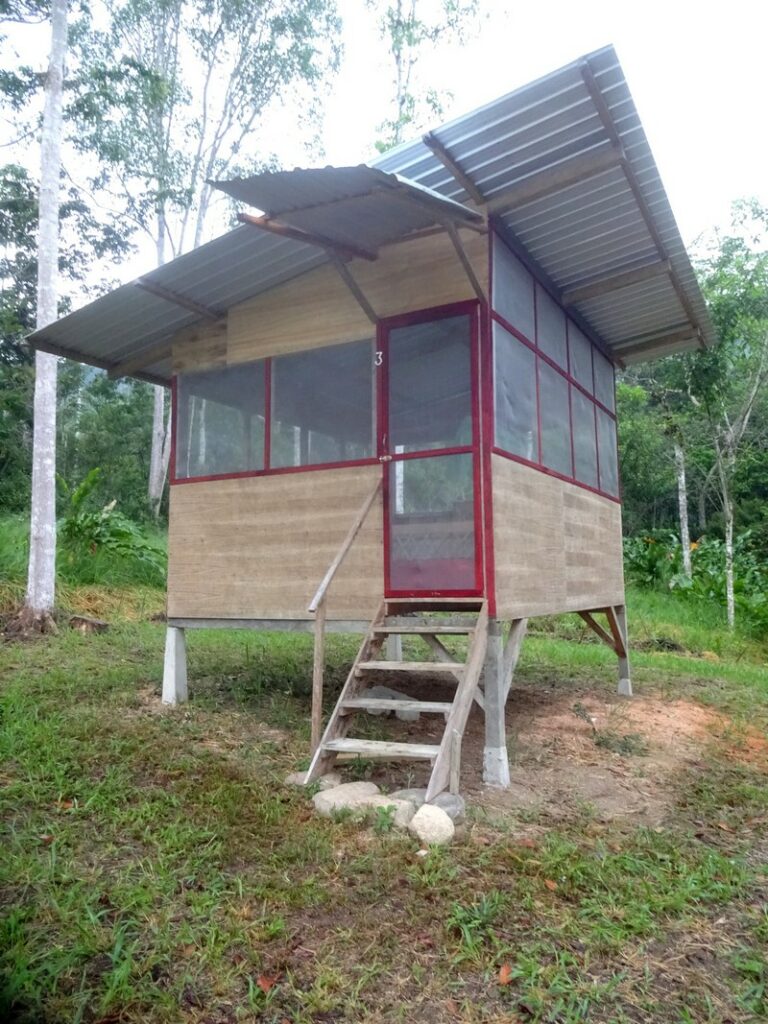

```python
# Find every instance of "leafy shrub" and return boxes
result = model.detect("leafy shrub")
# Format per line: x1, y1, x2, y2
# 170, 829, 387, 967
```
58, 469, 166, 587
623, 531, 682, 588
625, 530, 768, 633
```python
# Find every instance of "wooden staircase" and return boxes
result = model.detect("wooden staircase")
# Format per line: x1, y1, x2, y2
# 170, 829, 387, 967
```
305, 598, 488, 800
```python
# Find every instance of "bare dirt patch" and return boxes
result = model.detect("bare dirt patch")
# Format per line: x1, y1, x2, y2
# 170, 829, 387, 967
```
337, 676, 763, 828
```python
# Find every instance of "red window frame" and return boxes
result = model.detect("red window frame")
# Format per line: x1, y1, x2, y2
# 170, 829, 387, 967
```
170, 340, 380, 486
378, 300, 485, 599
489, 227, 621, 504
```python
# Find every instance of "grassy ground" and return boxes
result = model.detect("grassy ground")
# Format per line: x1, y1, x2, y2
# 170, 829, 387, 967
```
1, 587, 767, 1023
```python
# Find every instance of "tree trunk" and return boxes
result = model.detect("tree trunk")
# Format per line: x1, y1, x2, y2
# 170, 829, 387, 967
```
24, 0, 68, 627
724, 493, 735, 630
673, 440, 692, 578
148, 385, 167, 517
147, 213, 170, 517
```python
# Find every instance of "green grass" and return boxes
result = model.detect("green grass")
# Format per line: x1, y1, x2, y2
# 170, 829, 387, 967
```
1, 590, 768, 1023
0, 514, 167, 595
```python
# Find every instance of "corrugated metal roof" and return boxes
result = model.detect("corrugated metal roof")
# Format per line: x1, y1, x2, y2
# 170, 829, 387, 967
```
29, 44, 714, 380
214, 165, 482, 254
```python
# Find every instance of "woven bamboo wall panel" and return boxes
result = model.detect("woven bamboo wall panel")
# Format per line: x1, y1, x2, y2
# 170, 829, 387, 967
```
492, 456, 624, 618
167, 465, 383, 620
220, 228, 487, 368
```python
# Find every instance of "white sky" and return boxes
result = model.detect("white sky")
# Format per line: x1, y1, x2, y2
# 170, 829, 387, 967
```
318, 0, 768, 247
3, 0, 767, 276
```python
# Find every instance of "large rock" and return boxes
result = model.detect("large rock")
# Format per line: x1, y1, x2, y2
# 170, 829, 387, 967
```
312, 781, 379, 816
433, 792, 466, 823
312, 782, 415, 828
358, 795, 416, 828
389, 787, 427, 807
408, 804, 455, 845
389, 788, 466, 822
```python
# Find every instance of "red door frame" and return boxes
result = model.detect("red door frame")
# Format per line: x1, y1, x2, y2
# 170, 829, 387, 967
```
377, 299, 485, 598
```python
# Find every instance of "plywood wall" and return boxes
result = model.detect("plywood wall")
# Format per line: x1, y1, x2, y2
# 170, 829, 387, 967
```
492, 455, 624, 618
174, 228, 488, 371
167, 465, 383, 621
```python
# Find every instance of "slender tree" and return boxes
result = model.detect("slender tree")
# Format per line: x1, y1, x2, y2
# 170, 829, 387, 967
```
370, 0, 479, 150
21, 0, 68, 629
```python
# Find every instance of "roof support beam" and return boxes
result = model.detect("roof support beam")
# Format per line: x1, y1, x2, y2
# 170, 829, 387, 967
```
485, 145, 623, 214
329, 255, 378, 324
238, 211, 378, 262
562, 259, 671, 306
422, 131, 486, 205
134, 279, 224, 323
444, 220, 486, 303
580, 60, 706, 344
107, 339, 174, 380
29, 337, 169, 388
614, 325, 700, 360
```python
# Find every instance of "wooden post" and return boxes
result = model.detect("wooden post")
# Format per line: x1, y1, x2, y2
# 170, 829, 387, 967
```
482, 618, 510, 787
311, 598, 327, 753
449, 729, 461, 795
162, 626, 188, 705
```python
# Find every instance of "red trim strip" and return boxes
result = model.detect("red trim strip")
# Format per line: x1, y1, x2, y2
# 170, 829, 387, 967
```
480, 290, 497, 617
491, 446, 622, 504
172, 456, 379, 486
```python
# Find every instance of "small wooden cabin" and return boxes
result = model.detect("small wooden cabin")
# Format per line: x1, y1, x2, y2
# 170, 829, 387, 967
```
30, 47, 715, 798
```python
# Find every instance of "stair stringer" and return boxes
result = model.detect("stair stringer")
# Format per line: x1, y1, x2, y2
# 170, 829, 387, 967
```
304, 601, 387, 783
424, 601, 489, 801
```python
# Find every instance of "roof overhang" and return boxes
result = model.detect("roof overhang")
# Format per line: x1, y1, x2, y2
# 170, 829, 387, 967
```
27, 44, 715, 383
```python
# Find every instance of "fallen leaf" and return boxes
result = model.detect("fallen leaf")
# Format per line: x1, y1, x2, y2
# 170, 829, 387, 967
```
499, 962, 513, 985
181, 944, 196, 957
544, 879, 558, 892
257, 973, 279, 994
516, 838, 537, 849
716, 821, 735, 832
39, 834, 54, 845
58, 799, 74, 811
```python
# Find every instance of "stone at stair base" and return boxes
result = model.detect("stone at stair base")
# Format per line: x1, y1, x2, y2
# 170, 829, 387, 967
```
389, 788, 466, 823
408, 804, 455, 845
312, 781, 416, 828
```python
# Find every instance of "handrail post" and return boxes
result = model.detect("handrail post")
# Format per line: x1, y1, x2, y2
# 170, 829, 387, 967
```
311, 596, 326, 754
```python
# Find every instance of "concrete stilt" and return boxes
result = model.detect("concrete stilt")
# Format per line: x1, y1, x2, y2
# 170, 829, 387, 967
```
482, 618, 510, 788
614, 605, 633, 696
162, 626, 188, 704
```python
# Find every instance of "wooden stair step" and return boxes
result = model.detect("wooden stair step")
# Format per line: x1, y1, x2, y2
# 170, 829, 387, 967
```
323, 738, 440, 760
341, 698, 453, 714
373, 624, 473, 635
357, 660, 464, 674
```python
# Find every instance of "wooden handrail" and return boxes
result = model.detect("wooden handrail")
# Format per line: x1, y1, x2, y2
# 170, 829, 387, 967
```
308, 477, 382, 614
308, 476, 382, 754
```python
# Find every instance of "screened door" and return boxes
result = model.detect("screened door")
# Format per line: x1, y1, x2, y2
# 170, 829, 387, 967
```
380, 304, 483, 596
